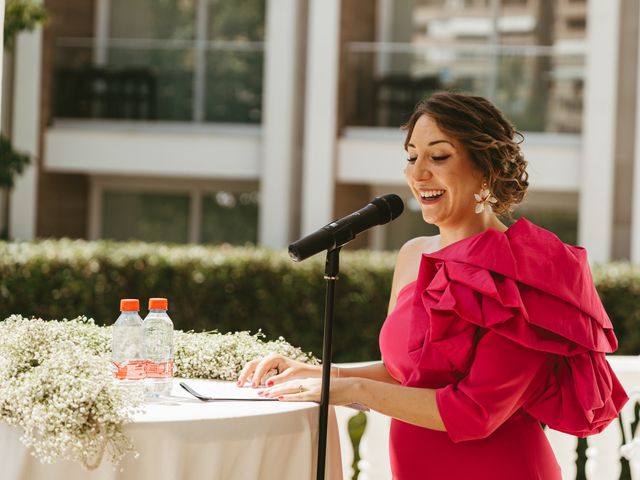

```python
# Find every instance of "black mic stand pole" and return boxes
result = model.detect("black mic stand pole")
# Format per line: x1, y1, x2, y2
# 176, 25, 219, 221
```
316, 246, 340, 480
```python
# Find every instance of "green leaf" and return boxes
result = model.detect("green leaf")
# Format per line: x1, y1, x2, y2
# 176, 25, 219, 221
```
4, 0, 48, 51
0, 134, 31, 189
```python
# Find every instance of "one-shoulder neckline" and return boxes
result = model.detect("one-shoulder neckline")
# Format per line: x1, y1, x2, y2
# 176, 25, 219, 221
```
430, 217, 526, 255
394, 219, 528, 302
397, 279, 417, 298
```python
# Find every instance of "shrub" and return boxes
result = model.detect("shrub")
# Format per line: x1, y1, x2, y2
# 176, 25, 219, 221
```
1, 240, 638, 361
592, 262, 640, 355
0, 240, 395, 362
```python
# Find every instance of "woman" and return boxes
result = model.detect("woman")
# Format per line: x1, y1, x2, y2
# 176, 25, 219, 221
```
237, 92, 628, 479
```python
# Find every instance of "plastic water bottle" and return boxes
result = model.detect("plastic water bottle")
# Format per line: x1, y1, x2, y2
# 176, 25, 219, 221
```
143, 297, 174, 398
111, 299, 146, 387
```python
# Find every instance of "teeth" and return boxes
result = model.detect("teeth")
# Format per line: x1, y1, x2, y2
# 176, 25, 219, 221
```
420, 190, 445, 199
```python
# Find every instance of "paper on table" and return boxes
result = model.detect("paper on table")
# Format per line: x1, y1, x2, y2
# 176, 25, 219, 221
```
178, 379, 269, 400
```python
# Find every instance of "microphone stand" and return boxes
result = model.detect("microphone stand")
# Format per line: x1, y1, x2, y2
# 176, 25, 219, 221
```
316, 247, 340, 480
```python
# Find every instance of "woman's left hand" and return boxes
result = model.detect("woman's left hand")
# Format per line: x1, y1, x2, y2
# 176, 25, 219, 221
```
258, 377, 359, 405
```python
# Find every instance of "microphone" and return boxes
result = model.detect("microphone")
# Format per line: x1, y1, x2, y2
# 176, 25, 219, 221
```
288, 194, 404, 262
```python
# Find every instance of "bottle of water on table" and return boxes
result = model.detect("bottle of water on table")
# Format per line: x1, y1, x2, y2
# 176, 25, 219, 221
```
143, 297, 174, 398
112, 299, 146, 388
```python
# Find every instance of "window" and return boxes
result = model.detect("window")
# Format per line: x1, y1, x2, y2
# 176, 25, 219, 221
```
102, 191, 190, 243
201, 191, 258, 244
345, 0, 588, 133
97, 183, 259, 245
53, 0, 266, 123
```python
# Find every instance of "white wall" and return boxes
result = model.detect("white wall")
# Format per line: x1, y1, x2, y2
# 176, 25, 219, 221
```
9, 25, 42, 240
300, 0, 341, 235
0, 0, 5, 126
45, 123, 261, 179
337, 128, 581, 192
632, 7, 640, 263
578, 0, 620, 262
259, 0, 305, 248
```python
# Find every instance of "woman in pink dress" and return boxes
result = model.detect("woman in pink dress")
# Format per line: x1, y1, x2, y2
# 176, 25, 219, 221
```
239, 92, 628, 479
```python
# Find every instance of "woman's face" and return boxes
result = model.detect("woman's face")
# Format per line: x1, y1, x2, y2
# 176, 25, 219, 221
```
405, 114, 484, 227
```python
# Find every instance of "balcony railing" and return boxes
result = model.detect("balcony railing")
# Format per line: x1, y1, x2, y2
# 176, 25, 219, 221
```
335, 356, 640, 480
344, 42, 585, 134
53, 37, 264, 124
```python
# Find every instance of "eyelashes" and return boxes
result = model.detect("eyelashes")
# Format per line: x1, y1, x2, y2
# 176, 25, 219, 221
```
406, 155, 450, 164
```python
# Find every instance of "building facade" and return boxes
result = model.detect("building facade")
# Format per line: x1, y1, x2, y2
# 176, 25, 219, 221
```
1, 0, 639, 263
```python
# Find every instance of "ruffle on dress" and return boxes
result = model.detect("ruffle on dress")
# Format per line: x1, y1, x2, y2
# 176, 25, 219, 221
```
407, 218, 628, 437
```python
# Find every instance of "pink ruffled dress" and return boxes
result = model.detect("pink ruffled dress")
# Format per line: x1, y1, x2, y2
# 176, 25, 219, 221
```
379, 218, 628, 479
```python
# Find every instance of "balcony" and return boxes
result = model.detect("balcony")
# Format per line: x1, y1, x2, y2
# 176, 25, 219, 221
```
343, 41, 585, 134
52, 37, 264, 124
45, 38, 264, 178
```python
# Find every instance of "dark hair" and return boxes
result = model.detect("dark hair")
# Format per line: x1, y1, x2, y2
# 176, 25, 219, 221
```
402, 92, 528, 216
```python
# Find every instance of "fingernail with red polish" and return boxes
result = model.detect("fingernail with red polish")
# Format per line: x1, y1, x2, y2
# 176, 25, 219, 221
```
266, 380, 273, 387
278, 396, 284, 400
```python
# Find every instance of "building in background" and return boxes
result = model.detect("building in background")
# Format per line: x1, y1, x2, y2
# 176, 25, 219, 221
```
1, 0, 638, 263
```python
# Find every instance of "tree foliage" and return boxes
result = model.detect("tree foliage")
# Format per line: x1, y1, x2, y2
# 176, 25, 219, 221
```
3, 0, 47, 51
0, 134, 30, 189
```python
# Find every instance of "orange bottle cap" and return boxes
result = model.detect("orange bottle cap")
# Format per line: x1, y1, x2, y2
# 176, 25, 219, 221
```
120, 299, 140, 311
149, 298, 168, 310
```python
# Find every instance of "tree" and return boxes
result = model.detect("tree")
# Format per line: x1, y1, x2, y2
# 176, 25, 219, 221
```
3, 0, 47, 50
1, 0, 46, 239
0, 135, 29, 238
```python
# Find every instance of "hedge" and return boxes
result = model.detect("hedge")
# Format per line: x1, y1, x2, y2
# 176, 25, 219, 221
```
1, 240, 639, 361
0, 240, 395, 362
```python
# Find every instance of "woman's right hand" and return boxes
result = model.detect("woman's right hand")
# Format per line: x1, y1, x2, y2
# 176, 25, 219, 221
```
237, 353, 321, 388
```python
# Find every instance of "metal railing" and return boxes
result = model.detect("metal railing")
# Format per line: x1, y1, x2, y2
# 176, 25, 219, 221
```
343, 41, 585, 133
53, 37, 264, 124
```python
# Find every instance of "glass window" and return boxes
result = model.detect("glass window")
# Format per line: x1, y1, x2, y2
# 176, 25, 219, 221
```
204, 0, 265, 123
53, 0, 265, 123
102, 191, 190, 243
345, 0, 587, 133
109, 0, 196, 40
200, 191, 259, 245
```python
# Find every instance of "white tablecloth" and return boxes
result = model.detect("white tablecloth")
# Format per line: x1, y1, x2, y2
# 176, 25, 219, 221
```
0, 379, 343, 480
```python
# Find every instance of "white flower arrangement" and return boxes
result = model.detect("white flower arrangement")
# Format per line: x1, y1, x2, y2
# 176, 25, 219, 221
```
0, 315, 316, 470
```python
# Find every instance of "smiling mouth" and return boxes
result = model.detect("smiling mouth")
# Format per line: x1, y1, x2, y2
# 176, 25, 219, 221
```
419, 189, 446, 201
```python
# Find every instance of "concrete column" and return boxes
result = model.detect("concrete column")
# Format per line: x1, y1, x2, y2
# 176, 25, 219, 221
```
259, 0, 306, 248
93, 0, 110, 66
375, 0, 393, 75
631, 5, 640, 263
300, 0, 341, 235
192, 0, 209, 122
0, 0, 5, 126
578, 0, 620, 263
9, 25, 42, 240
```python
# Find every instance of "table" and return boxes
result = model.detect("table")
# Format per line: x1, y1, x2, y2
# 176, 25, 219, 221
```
0, 379, 344, 480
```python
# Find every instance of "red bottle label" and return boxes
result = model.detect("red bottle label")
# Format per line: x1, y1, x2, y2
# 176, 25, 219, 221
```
146, 361, 174, 378
113, 360, 146, 380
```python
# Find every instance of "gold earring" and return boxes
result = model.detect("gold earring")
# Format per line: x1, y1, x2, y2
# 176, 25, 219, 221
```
474, 182, 497, 214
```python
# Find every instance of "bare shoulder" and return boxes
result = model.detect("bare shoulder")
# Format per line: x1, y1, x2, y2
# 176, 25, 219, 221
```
397, 235, 440, 263
393, 235, 440, 292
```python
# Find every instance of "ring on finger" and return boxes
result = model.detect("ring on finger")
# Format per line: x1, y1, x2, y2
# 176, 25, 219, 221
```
298, 384, 304, 393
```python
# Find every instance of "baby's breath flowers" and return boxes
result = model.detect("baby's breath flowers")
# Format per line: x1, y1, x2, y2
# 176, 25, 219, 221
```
0, 315, 316, 470
0, 315, 142, 470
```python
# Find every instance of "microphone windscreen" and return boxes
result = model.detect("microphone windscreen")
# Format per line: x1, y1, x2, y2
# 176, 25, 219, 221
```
371, 194, 404, 224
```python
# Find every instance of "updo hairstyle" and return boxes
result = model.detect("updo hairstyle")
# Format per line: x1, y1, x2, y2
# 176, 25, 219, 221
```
402, 92, 529, 216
